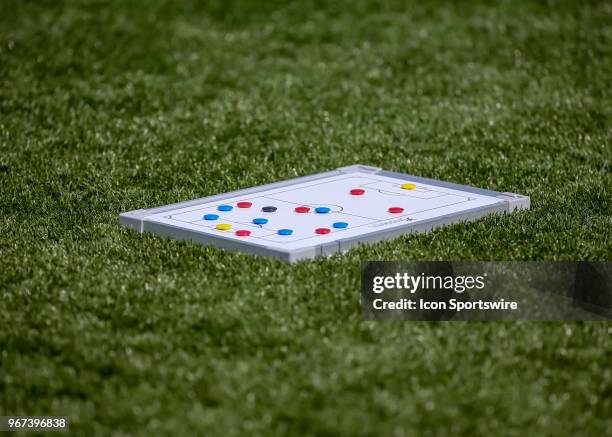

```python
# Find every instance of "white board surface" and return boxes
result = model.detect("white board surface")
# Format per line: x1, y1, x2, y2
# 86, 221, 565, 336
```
144, 171, 505, 252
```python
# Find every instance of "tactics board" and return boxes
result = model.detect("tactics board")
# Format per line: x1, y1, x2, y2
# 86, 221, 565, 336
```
119, 165, 530, 262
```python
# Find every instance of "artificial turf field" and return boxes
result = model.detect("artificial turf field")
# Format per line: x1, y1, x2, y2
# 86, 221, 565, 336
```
1, 0, 611, 435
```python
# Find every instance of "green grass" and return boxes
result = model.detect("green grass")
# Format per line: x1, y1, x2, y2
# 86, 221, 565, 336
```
1, 0, 611, 435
